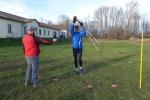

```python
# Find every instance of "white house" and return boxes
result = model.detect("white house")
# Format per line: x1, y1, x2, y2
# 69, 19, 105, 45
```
52, 25, 70, 39
60, 30, 67, 38
0, 11, 61, 38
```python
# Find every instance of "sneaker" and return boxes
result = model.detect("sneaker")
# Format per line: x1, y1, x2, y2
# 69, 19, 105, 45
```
33, 84, 37, 88
80, 67, 84, 75
75, 70, 80, 76
25, 81, 32, 87
24, 82, 28, 87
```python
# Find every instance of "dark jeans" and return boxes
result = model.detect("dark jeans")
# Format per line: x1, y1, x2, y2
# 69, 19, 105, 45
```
73, 48, 83, 68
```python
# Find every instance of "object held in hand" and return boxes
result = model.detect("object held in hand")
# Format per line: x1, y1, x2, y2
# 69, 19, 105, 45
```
73, 16, 77, 23
53, 38, 57, 42
80, 22, 83, 27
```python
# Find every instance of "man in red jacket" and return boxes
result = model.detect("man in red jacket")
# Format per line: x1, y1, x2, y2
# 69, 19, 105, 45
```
22, 27, 57, 88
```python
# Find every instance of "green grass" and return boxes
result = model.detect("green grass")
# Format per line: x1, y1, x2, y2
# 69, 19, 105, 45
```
0, 38, 150, 100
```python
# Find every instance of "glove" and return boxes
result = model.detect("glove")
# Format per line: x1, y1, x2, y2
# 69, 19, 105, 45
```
73, 16, 77, 23
80, 22, 83, 27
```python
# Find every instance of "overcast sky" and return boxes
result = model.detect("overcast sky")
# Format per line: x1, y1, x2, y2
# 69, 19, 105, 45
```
0, 0, 150, 24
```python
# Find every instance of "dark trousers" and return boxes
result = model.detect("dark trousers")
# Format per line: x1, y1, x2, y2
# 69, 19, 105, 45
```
73, 48, 83, 68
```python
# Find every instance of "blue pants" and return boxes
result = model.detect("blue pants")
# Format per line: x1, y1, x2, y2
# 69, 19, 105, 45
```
25, 56, 39, 85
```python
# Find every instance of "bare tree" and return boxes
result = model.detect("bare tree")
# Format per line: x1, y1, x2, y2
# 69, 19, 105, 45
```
144, 22, 150, 34
141, 18, 150, 37
57, 15, 71, 37
94, 6, 126, 39
93, 1, 140, 39
38, 17, 53, 25
125, 1, 140, 38
58, 15, 70, 26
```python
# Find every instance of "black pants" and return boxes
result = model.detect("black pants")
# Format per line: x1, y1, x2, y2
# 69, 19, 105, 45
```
73, 48, 83, 68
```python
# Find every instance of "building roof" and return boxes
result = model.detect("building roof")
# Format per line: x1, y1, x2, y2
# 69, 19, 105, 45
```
0, 11, 30, 23
38, 22, 60, 30
52, 25, 65, 30
0, 11, 60, 30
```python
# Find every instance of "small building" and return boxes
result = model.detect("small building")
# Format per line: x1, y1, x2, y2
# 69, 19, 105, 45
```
0, 11, 60, 38
52, 25, 70, 39
60, 30, 67, 39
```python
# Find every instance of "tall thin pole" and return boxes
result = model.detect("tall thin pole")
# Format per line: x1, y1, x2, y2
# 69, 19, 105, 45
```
139, 30, 144, 88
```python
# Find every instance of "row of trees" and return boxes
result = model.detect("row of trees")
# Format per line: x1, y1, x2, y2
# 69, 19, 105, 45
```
90, 1, 150, 39
40, 1, 150, 39
93, 1, 140, 39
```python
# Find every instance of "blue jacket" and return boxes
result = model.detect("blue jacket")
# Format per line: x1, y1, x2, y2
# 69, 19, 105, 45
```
70, 24, 86, 49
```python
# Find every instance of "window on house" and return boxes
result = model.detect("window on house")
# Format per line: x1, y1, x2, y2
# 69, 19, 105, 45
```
48, 31, 49, 36
39, 29, 41, 35
24, 26, 27, 34
34, 28, 37, 35
44, 30, 46, 36
53, 31, 57, 38
8, 24, 11, 33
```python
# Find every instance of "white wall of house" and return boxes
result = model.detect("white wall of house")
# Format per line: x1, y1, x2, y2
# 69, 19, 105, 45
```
38, 27, 60, 38
0, 19, 6, 38
38, 27, 53, 38
60, 30, 67, 38
0, 18, 60, 38
0, 18, 22, 38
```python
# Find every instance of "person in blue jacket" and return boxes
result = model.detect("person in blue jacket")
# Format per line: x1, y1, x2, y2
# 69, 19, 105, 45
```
70, 16, 86, 75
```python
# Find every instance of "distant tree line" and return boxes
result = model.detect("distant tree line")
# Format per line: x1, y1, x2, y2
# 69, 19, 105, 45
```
40, 1, 150, 39
90, 1, 150, 39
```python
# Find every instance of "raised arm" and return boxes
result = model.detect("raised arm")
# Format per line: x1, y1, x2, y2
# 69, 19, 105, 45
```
80, 29, 86, 37
70, 23, 75, 35
79, 22, 86, 37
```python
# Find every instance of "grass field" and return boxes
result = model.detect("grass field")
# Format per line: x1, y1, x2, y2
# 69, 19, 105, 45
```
0, 38, 150, 100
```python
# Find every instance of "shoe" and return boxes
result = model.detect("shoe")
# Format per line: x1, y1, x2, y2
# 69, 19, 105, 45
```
25, 82, 28, 87
33, 84, 37, 88
25, 81, 32, 87
80, 67, 84, 75
75, 70, 80, 76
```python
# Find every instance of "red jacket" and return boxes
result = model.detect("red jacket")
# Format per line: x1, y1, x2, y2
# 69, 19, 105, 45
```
22, 34, 54, 56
